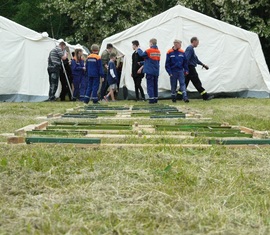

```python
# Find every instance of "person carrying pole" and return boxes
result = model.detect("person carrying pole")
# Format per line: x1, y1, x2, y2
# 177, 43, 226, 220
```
47, 39, 68, 101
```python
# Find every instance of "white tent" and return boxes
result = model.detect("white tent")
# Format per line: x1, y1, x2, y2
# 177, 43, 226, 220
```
100, 5, 270, 98
0, 16, 88, 102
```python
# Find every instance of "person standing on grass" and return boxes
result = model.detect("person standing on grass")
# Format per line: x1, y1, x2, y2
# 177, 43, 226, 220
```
47, 39, 68, 101
84, 44, 104, 104
179, 37, 214, 101
100, 43, 113, 100
131, 40, 145, 101
59, 58, 73, 101
71, 47, 86, 101
104, 53, 118, 102
166, 39, 189, 103
137, 38, 161, 104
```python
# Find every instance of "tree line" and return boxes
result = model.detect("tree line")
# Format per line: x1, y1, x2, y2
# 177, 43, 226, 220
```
0, 0, 269, 68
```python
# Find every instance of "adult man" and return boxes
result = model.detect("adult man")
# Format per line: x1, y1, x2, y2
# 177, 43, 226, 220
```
137, 38, 161, 104
165, 39, 189, 103
47, 39, 68, 101
131, 40, 145, 101
100, 43, 113, 99
181, 37, 213, 100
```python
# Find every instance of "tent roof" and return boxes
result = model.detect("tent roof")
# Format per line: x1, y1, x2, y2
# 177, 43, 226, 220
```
0, 16, 47, 41
102, 5, 259, 46
100, 4, 270, 97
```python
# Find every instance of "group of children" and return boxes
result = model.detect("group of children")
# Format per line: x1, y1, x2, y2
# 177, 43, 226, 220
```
61, 36, 212, 104
83, 44, 118, 104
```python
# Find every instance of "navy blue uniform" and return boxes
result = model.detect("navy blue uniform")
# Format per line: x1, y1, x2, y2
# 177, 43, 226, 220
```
184, 45, 210, 100
71, 59, 85, 100
165, 48, 189, 101
137, 46, 161, 104
84, 53, 104, 104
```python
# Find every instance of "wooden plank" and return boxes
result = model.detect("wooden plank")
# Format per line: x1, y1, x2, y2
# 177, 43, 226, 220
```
74, 143, 211, 149
85, 134, 194, 139
192, 132, 252, 138
14, 124, 37, 136
253, 131, 268, 139
209, 139, 270, 145
25, 137, 101, 144
34, 121, 49, 130
47, 125, 132, 130
53, 121, 131, 127
7, 136, 25, 144
27, 130, 87, 136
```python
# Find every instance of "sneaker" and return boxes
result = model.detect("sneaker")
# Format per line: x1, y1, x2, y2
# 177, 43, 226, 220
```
184, 99, 190, 103
172, 99, 176, 103
93, 101, 100, 104
104, 96, 108, 102
204, 95, 214, 101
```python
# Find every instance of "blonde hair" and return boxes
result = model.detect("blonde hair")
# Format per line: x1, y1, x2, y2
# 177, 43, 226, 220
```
150, 38, 157, 45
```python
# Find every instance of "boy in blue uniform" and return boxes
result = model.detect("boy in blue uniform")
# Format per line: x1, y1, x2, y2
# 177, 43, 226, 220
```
137, 38, 161, 104
84, 44, 104, 104
104, 53, 118, 102
165, 39, 189, 103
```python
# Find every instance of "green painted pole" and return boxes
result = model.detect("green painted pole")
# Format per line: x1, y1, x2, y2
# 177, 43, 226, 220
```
25, 137, 101, 144
209, 139, 270, 145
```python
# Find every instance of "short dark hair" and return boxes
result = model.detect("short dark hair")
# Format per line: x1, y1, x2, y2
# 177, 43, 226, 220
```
191, 37, 198, 43
132, 40, 139, 47
107, 43, 113, 49
110, 53, 117, 59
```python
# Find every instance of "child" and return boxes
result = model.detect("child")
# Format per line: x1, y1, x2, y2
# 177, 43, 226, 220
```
104, 53, 118, 102
84, 44, 104, 104
71, 47, 85, 101
137, 38, 161, 104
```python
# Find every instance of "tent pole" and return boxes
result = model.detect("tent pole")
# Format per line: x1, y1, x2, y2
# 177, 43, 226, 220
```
61, 60, 74, 100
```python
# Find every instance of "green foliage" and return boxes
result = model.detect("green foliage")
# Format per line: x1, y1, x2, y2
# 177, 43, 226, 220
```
0, 0, 269, 67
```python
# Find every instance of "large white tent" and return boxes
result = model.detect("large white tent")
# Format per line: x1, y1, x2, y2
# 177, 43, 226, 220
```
0, 16, 56, 101
0, 16, 88, 102
100, 5, 270, 98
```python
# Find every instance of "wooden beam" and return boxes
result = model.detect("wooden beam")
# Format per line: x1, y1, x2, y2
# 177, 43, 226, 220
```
7, 136, 25, 144
25, 137, 101, 144
34, 121, 49, 130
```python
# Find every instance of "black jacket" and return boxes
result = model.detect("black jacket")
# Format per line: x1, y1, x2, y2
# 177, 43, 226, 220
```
132, 51, 144, 79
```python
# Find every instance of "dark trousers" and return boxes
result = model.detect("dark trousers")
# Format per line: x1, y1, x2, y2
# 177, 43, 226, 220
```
73, 75, 87, 101
133, 76, 145, 100
48, 70, 60, 100
100, 77, 109, 99
186, 65, 205, 94
84, 77, 100, 104
171, 71, 187, 100
146, 74, 158, 103
60, 72, 72, 101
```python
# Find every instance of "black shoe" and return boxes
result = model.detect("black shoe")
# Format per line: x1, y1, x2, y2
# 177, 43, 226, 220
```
184, 99, 190, 103
93, 101, 100, 104
204, 95, 214, 101
172, 99, 176, 103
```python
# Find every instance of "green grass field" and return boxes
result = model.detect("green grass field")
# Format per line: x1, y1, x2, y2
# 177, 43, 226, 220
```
0, 98, 270, 234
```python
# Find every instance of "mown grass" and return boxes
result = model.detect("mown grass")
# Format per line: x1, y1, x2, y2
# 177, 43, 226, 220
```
0, 98, 270, 234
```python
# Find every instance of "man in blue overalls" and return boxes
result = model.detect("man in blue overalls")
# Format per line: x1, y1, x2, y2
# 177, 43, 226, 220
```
166, 39, 189, 103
